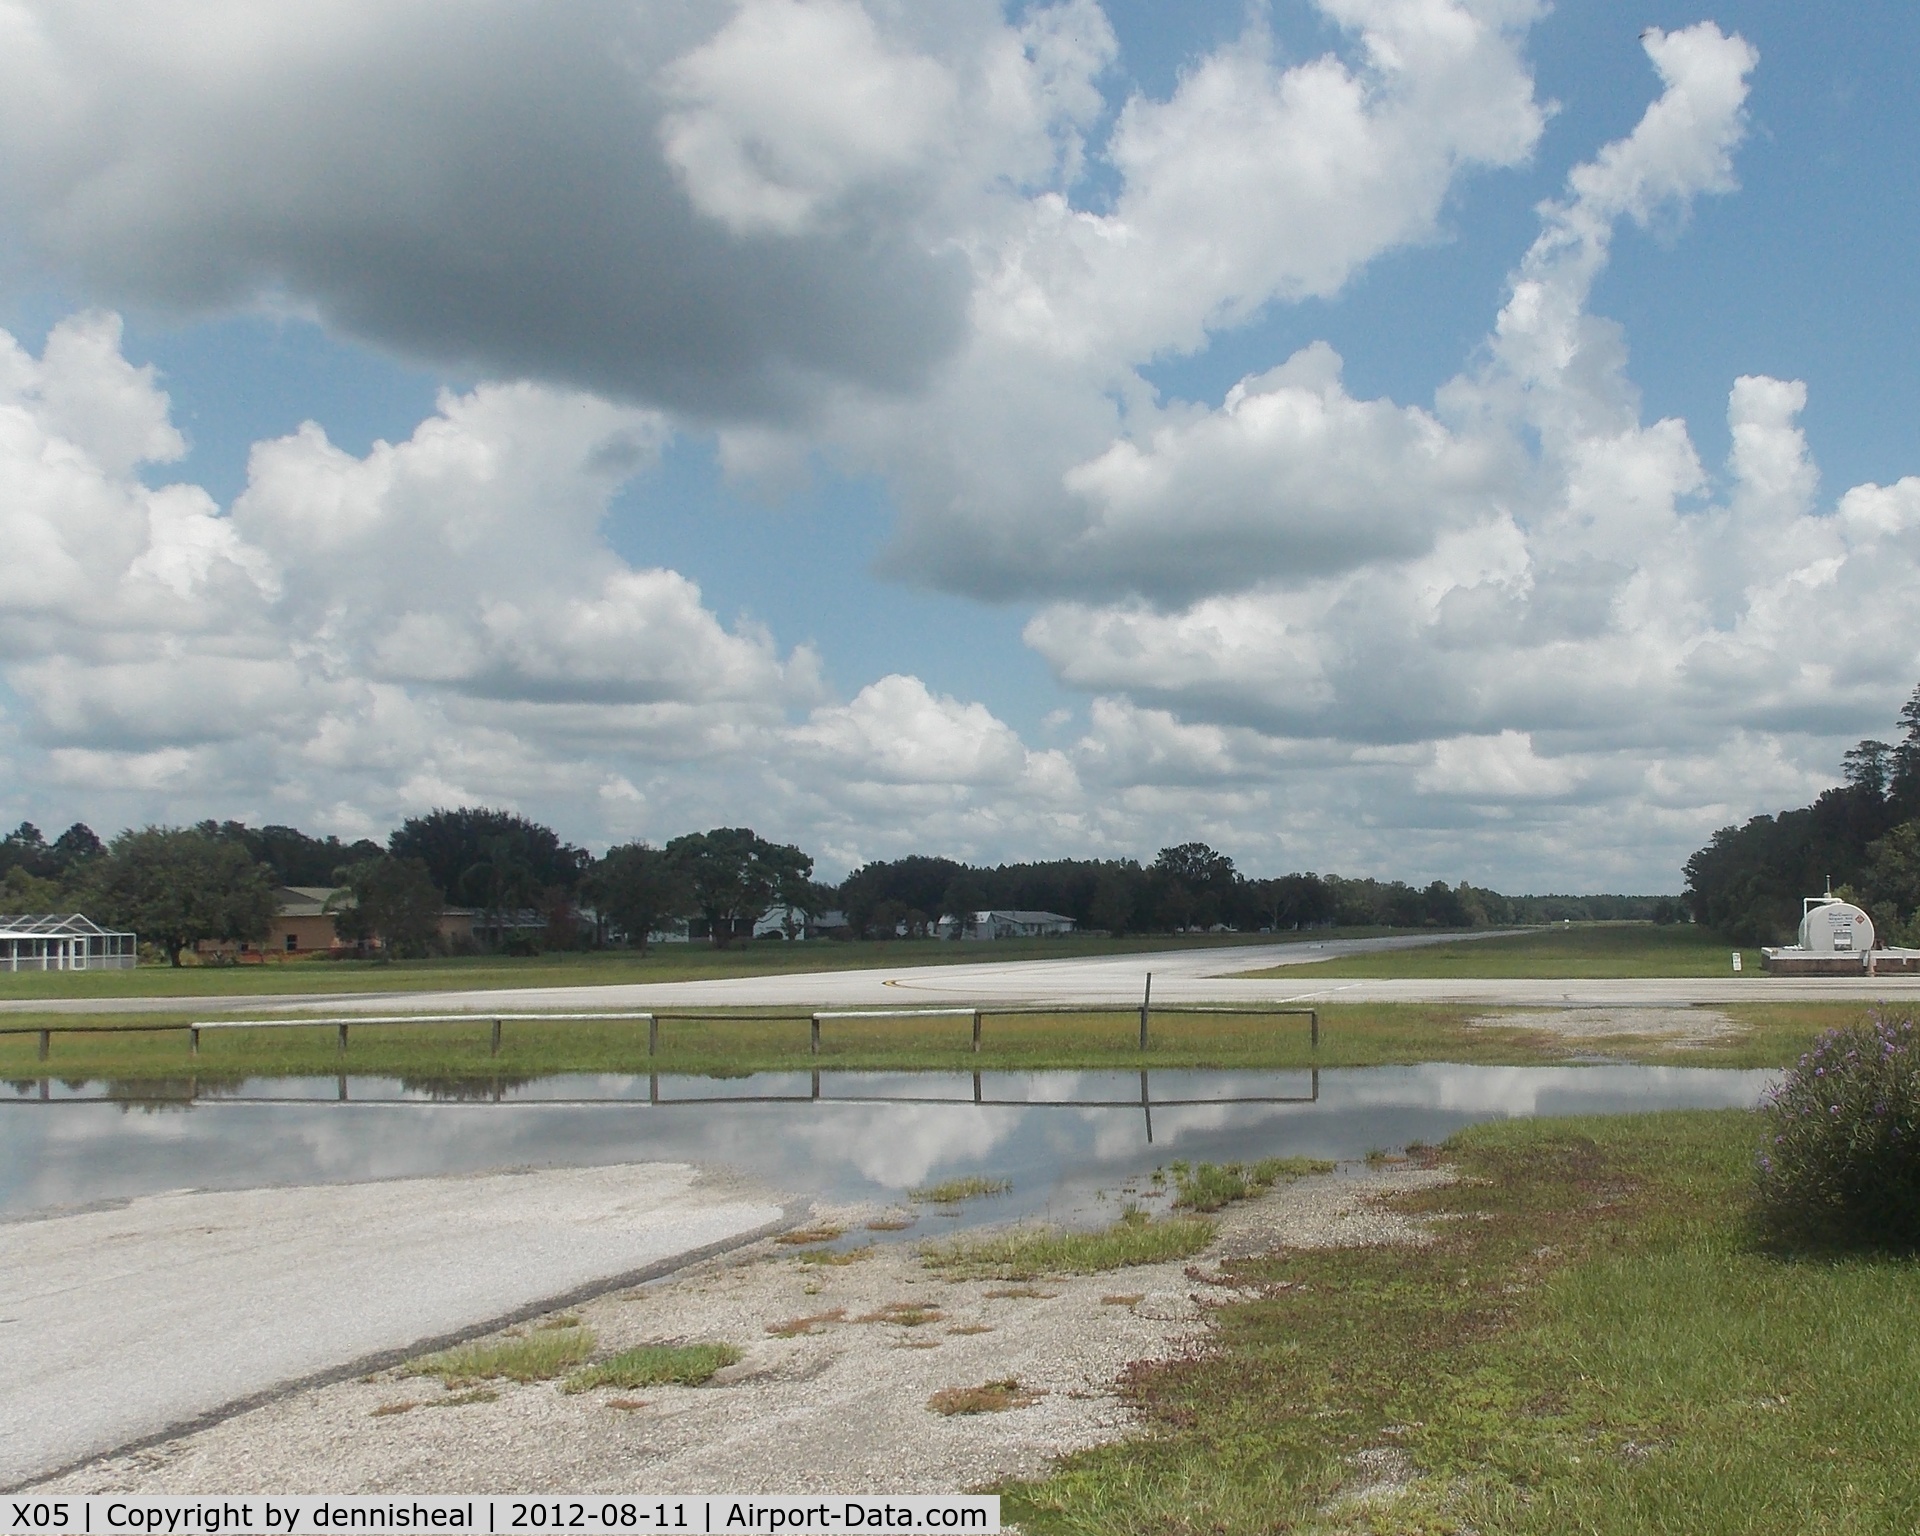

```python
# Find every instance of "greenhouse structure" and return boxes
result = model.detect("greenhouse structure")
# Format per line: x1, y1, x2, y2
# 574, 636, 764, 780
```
0, 913, 138, 970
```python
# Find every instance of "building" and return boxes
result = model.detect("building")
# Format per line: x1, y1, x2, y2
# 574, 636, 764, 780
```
0, 913, 138, 971
201, 886, 480, 960
752, 903, 811, 940
939, 909, 1077, 941
267, 886, 351, 955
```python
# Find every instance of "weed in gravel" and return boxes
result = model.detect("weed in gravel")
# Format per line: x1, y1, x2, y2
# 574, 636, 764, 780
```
947, 1323, 994, 1335
1169, 1156, 1335, 1213
912, 1176, 1012, 1204
776, 1225, 845, 1245
797, 1245, 873, 1266
857, 1301, 947, 1327
928, 1378, 1042, 1415
607, 1398, 647, 1411
404, 1328, 594, 1385
867, 1216, 917, 1231
1100, 1294, 1144, 1307
371, 1401, 416, 1417
983, 1285, 1058, 1299
537, 1314, 583, 1329
766, 1309, 846, 1337
562, 1342, 743, 1392
924, 1208, 1214, 1280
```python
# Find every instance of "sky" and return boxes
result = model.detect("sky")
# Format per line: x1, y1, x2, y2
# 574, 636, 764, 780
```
2, 0, 1918, 891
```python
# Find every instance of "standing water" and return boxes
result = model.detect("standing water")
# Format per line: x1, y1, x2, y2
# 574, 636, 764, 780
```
3, 1065, 1775, 1229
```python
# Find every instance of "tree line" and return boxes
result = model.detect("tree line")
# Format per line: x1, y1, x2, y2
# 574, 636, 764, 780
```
3, 809, 1673, 965
1685, 685, 1920, 944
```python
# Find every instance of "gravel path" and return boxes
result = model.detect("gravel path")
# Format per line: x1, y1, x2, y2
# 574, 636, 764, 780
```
29, 1165, 1450, 1496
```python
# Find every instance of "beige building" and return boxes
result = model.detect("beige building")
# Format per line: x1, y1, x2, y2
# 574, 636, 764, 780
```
202, 887, 477, 960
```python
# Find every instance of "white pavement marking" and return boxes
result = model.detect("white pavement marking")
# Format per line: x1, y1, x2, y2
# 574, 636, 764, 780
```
0, 1163, 784, 1489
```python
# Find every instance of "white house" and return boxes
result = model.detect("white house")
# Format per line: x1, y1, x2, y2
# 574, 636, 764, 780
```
939, 909, 1077, 941
753, 903, 811, 940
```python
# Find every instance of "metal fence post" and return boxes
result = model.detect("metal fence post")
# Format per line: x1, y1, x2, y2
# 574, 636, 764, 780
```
1138, 972, 1152, 1050
810, 1014, 821, 1055
38, 1028, 49, 1062
972, 1010, 982, 1053
647, 1014, 658, 1057
1310, 1009, 1319, 1050
490, 1017, 502, 1057
189, 1025, 200, 1057
337, 1023, 349, 1053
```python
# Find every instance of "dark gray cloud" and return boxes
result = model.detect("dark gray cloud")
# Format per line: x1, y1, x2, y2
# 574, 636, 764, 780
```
0, 1, 969, 420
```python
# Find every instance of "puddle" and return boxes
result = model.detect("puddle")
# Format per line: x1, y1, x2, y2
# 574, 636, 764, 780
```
2, 1064, 1776, 1227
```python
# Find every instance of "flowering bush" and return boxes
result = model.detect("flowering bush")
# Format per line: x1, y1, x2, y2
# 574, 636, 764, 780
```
1755, 1013, 1920, 1249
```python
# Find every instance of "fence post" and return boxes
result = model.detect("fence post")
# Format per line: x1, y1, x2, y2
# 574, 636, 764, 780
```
972, 1010, 982, 1053
811, 1068, 821, 1100
189, 1026, 200, 1057
490, 1017, 502, 1057
38, 1028, 49, 1063
810, 1014, 821, 1055
1310, 1009, 1319, 1050
1138, 972, 1152, 1050
973, 1070, 982, 1104
337, 1023, 349, 1053
648, 1014, 659, 1057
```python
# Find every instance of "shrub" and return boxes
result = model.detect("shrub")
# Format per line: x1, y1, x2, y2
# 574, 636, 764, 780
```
1755, 1013, 1920, 1250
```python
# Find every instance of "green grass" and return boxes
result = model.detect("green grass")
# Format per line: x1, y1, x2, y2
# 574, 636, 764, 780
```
1169, 1157, 1334, 1213
1241, 921, 1738, 978
0, 997, 1873, 1081
402, 1327, 595, 1385
1006, 1110, 1920, 1534
561, 1342, 741, 1392
0, 929, 1357, 1000
911, 1176, 1013, 1204
921, 1208, 1215, 1280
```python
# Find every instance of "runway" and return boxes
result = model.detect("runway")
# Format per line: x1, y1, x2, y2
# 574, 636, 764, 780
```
9, 929, 1919, 1017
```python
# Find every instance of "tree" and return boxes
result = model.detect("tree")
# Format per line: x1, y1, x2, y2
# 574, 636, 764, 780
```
210, 821, 381, 886
389, 807, 587, 898
1844, 740, 1894, 799
1087, 867, 1135, 935
664, 827, 813, 947
586, 843, 688, 952
85, 827, 277, 965
329, 856, 444, 958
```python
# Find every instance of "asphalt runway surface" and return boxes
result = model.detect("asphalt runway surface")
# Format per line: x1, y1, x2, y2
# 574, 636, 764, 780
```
8, 929, 1920, 1016
1, 1164, 788, 1490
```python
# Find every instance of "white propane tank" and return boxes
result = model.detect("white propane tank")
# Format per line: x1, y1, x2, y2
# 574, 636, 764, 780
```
1797, 897, 1874, 955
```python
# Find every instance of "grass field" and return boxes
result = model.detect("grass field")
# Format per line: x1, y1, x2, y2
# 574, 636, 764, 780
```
1241, 921, 1740, 979
0, 997, 1874, 1081
1007, 1109, 1920, 1534
0, 929, 1355, 1000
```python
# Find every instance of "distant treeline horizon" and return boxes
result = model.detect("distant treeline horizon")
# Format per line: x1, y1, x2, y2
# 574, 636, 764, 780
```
2, 810, 1678, 944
